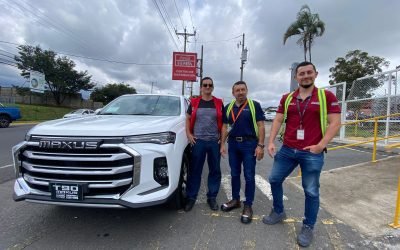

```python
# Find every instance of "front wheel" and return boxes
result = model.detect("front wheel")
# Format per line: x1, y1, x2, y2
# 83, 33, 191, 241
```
0, 115, 11, 128
169, 153, 189, 209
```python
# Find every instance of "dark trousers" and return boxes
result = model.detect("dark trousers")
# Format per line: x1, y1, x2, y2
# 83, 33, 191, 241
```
186, 139, 221, 200
228, 140, 257, 206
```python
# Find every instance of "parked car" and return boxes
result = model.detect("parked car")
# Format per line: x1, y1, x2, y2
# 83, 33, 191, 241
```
264, 107, 278, 121
12, 94, 190, 209
94, 108, 102, 114
0, 102, 22, 128
264, 110, 277, 121
63, 109, 95, 118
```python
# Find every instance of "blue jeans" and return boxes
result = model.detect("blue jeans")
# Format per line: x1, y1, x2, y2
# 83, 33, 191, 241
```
228, 140, 257, 206
269, 145, 324, 228
186, 139, 221, 200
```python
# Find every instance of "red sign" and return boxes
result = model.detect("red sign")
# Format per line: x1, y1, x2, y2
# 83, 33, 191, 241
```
172, 52, 197, 81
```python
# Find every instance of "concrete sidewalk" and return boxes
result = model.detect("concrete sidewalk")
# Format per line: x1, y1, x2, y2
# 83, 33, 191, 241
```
289, 155, 400, 238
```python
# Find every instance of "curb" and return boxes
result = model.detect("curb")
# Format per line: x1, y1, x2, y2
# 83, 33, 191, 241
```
331, 138, 400, 154
12, 121, 41, 126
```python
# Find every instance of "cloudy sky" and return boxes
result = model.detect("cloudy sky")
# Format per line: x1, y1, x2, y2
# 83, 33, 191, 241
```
0, 0, 399, 107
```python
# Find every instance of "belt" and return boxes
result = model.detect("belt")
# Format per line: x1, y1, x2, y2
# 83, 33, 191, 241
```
229, 136, 257, 142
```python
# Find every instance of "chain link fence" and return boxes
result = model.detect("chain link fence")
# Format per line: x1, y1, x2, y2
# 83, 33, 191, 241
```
322, 67, 400, 145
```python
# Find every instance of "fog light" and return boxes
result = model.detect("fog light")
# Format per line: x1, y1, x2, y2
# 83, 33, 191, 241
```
154, 157, 169, 186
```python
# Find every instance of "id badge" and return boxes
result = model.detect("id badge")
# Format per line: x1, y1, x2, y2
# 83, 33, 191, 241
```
297, 129, 305, 140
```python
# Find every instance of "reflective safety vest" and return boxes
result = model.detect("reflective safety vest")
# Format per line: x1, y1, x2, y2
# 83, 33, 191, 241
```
226, 98, 259, 137
281, 88, 327, 138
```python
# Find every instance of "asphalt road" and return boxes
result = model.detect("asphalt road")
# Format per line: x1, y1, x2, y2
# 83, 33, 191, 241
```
0, 123, 398, 249
0, 124, 33, 183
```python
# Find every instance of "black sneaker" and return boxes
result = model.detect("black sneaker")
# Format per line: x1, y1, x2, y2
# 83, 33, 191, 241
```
297, 224, 314, 247
184, 199, 196, 212
240, 204, 253, 224
207, 198, 219, 211
262, 208, 287, 225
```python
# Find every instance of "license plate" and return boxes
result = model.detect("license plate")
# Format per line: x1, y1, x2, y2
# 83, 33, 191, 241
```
50, 182, 83, 201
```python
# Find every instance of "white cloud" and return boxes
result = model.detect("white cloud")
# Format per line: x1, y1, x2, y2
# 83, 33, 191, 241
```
1, 0, 399, 105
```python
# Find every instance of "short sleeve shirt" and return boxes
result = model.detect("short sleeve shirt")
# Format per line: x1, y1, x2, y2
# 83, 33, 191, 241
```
187, 99, 223, 141
277, 87, 341, 150
223, 99, 265, 137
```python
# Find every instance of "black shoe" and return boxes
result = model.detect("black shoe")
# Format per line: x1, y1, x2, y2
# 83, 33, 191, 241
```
220, 199, 241, 212
297, 224, 314, 247
262, 208, 287, 225
184, 199, 196, 212
207, 198, 219, 211
241, 204, 253, 224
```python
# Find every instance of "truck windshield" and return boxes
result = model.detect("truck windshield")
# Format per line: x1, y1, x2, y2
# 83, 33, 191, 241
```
99, 95, 181, 116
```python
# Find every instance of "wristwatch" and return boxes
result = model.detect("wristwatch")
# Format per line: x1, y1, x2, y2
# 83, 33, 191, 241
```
257, 143, 265, 148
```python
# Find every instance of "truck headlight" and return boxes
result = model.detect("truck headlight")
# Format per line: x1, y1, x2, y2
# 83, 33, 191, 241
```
124, 132, 176, 144
25, 133, 31, 141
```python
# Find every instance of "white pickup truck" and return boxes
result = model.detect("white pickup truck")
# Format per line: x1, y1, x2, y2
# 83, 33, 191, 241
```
12, 94, 190, 209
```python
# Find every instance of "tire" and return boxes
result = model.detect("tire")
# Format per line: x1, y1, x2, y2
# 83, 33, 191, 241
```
0, 115, 10, 128
169, 153, 189, 209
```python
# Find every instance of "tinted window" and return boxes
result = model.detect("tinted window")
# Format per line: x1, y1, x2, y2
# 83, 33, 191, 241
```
100, 95, 181, 116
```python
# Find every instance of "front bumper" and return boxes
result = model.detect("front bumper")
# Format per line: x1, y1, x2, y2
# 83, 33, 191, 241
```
12, 138, 183, 208
13, 177, 170, 208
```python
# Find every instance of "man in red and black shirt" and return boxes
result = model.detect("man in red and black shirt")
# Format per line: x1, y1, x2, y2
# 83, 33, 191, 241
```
184, 77, 224, 212
263, 62, 341, 247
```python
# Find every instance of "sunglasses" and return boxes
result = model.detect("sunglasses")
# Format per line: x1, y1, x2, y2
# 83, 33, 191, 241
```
202, 84, 213, 88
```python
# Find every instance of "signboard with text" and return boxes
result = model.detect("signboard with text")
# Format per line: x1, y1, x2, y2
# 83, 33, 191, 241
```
30, 71, 46, 93
172, 52, 197, 81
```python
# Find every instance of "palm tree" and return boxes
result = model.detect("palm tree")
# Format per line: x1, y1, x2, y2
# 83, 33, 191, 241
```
283, 5, 325, 62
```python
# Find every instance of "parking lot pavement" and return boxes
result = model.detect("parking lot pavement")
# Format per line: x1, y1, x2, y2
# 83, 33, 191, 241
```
289, 155, 400, 247
2, 156, 400, 249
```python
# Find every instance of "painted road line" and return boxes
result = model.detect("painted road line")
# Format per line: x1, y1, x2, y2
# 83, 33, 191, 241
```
221, 175, 245, 201
345, 147, 378, 154
0, 164, 13, 169
324, 223, 344, 250
255, 174, 288, 201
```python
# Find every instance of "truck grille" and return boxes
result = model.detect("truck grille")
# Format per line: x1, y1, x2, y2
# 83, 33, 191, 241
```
18, 136, 139, 197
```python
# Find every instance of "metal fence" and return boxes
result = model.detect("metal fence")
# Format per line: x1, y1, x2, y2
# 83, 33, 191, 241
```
322, 67, 400, 145
0, 96, 16, 104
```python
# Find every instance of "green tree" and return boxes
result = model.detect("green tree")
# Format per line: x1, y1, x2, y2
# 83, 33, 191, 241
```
329, 50, 389, 99
15, 45, 94, 105
90, 83, 137, 104
283, 5, 325, 62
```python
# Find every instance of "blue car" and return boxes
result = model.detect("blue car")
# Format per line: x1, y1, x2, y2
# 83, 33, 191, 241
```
0, 102, 22, 128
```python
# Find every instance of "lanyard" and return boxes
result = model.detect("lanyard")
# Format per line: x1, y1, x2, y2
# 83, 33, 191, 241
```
231, 99, 248, 122
296, 97, 311, 128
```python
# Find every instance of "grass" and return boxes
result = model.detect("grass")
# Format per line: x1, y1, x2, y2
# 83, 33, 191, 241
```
14, 104, 74, 122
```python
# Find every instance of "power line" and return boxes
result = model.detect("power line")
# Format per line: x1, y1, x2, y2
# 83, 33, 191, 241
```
10, 0, 90, 51
0, 60, 18, 68
185, 0, 195, 33
0, 40, 172, 66
192, 34, 242, 44
159, 0, 176, 33
0, 53, 17, 60
173, 0, 185, 30
0, 49, 18, 57
152, 0, 179, 50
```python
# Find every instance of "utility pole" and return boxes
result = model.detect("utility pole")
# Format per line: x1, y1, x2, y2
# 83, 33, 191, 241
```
197, 45, 204, 96
150, 81, 156, 94
176, 28, 196, 95
239, 33, 248, 81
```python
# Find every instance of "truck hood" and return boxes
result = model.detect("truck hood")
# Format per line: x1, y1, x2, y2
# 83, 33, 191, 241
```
28, 115, 184, 136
